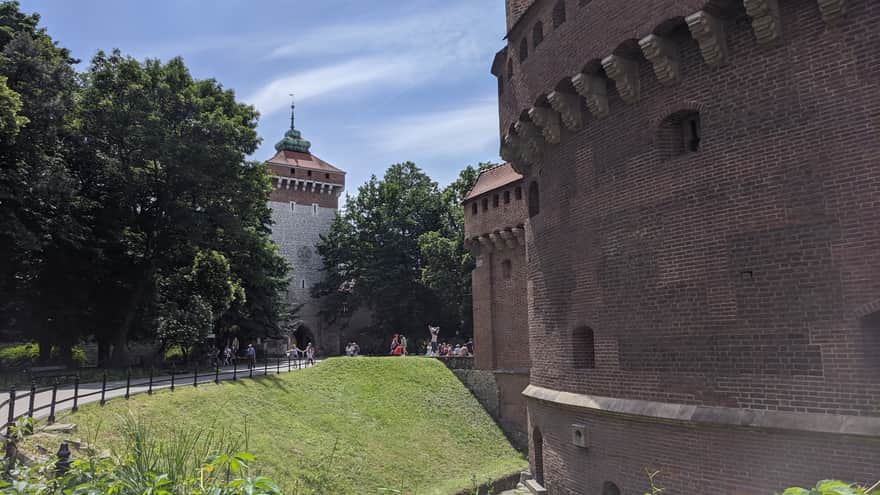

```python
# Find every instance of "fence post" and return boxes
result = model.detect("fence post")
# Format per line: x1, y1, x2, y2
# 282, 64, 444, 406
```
276, 357, 281, 374
100, 372, 107, 405
233, 360, 237, 381
288, 354, 291, 372
26, 381, 36, 433
194, 364, 199, 388
48, 381, 58, 425
56, 442, 71, 476
72, 375, 80, 412
6, 386, 16, 436
125, 369, 131, 399
215, 364, 220, 384
147, 368, 153, 395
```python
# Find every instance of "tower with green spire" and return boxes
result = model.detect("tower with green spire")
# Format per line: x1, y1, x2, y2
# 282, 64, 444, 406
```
263, 97, 354, 356
274, 98, 312, 153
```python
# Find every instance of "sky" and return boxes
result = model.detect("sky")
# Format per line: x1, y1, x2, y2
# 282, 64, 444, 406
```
20, 0, 507, 191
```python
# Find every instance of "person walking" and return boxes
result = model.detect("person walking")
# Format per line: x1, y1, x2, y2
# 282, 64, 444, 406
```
400, 335, 408, 356
305, 342, 315, 366
428, 325, 440, 356
246, 344, 256, 369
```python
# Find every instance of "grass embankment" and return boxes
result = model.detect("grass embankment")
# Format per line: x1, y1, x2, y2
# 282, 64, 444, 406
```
35, 357, 526, 494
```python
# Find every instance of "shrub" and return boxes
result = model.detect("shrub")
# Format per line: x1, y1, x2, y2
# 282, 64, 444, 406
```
0, 343, 89, 368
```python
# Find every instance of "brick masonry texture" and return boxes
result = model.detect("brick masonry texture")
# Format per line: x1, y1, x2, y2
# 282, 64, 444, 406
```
464, 173, 532, 448
492, 0, 880, 492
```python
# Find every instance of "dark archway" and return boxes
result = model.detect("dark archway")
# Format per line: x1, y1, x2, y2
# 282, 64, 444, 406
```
293, 325, 315, 350
602, 481, 621, 495
532, 427, 545, 486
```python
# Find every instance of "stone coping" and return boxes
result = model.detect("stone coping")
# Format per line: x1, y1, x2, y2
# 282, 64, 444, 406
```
522, 385, 880, 438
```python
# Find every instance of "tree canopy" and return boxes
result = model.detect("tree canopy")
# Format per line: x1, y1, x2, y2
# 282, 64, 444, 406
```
0, 1, 289, 365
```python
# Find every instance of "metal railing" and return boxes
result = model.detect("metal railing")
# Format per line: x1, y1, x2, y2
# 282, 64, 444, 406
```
2, 355, 315, 436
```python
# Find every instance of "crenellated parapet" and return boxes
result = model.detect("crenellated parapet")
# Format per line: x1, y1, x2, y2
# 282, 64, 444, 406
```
494, 0, 855, 179
744, 0, 783, 45
639, 34, 680, 85
686, 11, 729, 67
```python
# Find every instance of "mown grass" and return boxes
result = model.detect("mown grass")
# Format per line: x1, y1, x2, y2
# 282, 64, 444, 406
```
36, 357, 526, 494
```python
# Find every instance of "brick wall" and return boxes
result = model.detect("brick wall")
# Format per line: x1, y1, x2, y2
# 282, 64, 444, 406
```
492, 0, 880, 491
527, 399, 880, 494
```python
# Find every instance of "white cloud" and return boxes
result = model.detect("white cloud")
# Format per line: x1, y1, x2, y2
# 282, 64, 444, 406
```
361, 100, 500, 159
244, 56, 421, 117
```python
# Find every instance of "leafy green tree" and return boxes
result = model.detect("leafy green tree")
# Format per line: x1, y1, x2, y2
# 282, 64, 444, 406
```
418, 163, 495, 337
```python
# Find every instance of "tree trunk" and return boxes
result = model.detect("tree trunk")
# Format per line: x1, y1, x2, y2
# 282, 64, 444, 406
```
108, 275, 151, 367
97, 338, 109, 367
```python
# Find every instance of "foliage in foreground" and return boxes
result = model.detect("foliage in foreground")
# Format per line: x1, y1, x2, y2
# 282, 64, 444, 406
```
778, 480, 880, 495
2, 416, 282, 494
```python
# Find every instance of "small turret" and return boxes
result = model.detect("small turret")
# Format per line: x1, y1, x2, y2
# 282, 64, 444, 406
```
274, 97, 311, 153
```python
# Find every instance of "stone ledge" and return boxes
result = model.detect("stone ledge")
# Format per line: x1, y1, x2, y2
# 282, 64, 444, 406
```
522, 385, 880, 438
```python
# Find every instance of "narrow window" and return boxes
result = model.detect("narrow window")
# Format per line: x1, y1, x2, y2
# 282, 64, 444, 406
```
553, 0, 567, 28
307, 170, 312, 177
301, 279, 306, 289
515, 186, 522, 200
572, 326, 596, 369
290, 201, 296, 211
507, 59, 514, 80
312, 203, 318, 215
482, 198, 489, 212
504, 190, 511, 204
528, 182, 540, 217
493, 194, 500, 208
658, 110, 701, 159
532, 21, 544, 48
325, 173, 330, 179
502, 260, 512, 279
291, 168, 296, 175
519, 38, 528, 62
471, 203, 478, 215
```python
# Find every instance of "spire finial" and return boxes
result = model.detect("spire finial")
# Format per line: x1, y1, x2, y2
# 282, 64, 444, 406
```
289, 93, 295, 131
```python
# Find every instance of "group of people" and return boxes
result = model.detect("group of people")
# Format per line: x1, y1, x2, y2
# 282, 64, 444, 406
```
389, 334, 408, 356
435, 339, 473, 357
288, 342, 316, 365
344, 341, 361, 357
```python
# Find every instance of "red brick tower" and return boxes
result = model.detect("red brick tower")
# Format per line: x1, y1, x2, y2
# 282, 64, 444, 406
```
463, 163, 530, 447
492, 0, 880, 493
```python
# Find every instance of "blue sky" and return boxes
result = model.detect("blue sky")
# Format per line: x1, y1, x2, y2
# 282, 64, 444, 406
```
20, 0, 507, 190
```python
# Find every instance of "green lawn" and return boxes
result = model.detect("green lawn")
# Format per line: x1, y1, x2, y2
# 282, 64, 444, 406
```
39, 357, 526, 494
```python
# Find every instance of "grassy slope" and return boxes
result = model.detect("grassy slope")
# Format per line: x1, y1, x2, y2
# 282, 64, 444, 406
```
46, 357, 526, 494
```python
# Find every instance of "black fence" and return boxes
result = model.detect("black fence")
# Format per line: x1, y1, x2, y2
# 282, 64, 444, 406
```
2, 355, 314, 435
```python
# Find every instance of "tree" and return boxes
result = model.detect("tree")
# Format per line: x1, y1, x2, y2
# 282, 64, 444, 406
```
314, 162, 445, 346
418, 163, 495, 337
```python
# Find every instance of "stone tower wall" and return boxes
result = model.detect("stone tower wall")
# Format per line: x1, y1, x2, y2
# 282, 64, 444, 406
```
492, 0, 880, 492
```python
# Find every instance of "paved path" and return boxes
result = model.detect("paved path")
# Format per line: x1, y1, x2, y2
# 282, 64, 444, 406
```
1, 359, 319, 428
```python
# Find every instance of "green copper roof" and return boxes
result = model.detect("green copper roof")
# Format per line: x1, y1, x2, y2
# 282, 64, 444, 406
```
274, 99, 311, 153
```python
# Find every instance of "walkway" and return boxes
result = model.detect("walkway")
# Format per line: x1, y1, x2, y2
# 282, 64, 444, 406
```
1, 359, 319, 428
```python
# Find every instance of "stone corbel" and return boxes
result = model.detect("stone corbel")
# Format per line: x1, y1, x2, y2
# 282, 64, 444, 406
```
488, 233, 505, 251
744, 0, 782, 45
686, 10, 729, 67
601, 55, 641, 104
547, 90, 583, 131
463, 238, 480, 256
513, 120, 544, 165
477, 235, 494, 253
501, 133, 530, 176
816, 0, 846, 23
498, 229, 517, 249
638, 34, 681, 85
511, 226, 524, 243
528, 107, 562, 144
571, 73, 609, 119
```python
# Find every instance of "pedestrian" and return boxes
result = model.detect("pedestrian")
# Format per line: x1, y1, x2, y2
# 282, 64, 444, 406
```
246, 343, 256, 369
305, 342, 315, 366
224, 346, 232, 366
428, 325, 440, 356
400, 334, 408, 356
352, 342, 360, 357
465, 338, 474, 356
390, 334, 399, 354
